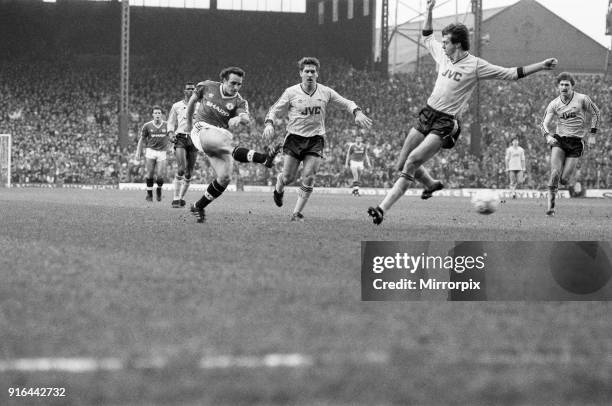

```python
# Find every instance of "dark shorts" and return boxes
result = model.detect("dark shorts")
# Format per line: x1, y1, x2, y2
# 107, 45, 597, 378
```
553, 135, 583, 158
174, 133, 196, 152
283, 134, 325, 161
415, 105, 462, 149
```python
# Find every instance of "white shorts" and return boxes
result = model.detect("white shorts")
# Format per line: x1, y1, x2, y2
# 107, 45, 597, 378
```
350, 160, 365, 171
190, 122, 233, 154
145, 148, 167, 161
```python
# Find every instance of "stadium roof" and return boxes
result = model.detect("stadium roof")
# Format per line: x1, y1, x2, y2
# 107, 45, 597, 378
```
392, 6, 507, 34
385, 0, 609, 74
381, 6, 507, 72
39, 0, 306, 12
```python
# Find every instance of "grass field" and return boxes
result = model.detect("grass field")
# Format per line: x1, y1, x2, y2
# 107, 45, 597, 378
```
1, 188, 611, 405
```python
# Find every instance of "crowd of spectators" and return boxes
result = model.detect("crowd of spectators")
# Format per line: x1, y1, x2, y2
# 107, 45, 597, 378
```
1, 56, 611, 190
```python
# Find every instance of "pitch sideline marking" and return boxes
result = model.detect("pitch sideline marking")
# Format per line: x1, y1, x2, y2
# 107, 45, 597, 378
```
1, 352, 611, 373
0, 354, 314, 373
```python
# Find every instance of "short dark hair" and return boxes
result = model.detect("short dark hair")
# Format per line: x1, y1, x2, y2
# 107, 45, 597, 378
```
556, 72, 575, 86
442, 23, 470, 51
298, 57, 321, 71
152, 105, 163, 113
220, 67, 245, 81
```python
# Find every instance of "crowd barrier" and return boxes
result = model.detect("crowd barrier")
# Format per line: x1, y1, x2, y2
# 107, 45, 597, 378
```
10, 183, 612, 199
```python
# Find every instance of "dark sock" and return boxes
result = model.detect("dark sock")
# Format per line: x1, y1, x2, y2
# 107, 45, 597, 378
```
197, 180, 227, 208
232, 147, 266, 164
146, 178, 154, 196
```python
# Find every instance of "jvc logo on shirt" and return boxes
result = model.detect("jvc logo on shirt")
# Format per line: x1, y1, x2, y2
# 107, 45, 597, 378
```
300, 106, 322, 116
561, 111, 577, 119
441, 69, 463, 82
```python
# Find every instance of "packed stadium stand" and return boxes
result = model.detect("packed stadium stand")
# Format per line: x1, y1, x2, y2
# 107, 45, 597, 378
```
1, 0, 610, 190
3, 56, 609, 189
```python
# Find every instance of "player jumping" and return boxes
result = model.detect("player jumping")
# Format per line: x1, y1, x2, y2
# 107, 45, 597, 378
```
367, 0, 558, 225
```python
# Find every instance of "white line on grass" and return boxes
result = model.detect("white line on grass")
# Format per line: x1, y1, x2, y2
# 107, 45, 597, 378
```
1, 352, 610, 373
0, 357, 122, 373
0, 353, 313, 373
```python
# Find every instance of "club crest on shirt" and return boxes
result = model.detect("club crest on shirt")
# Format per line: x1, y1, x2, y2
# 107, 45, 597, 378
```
208, 93, 214, 98
226, 103, 234, 110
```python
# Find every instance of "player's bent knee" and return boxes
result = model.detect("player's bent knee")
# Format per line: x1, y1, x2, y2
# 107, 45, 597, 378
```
406, 156, 424, 168
302, 177, 315, 187
282, 174, 295, 184
217, 174, 231, 186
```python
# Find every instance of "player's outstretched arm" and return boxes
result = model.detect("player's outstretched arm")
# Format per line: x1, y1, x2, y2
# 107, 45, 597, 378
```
262, 121, 275, 140
263, 89, 290, 140
355, 110, 373, 129
519, 58, 557, 78
424, 0, 435, 32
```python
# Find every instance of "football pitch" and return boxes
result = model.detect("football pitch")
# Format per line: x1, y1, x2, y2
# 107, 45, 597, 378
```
1, 188, 611, 405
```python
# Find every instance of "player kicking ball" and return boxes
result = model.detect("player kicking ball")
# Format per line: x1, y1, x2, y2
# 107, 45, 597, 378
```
186, 67, 279, 223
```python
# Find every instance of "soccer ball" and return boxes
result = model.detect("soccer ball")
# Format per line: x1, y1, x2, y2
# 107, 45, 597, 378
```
471, 190, 500, 215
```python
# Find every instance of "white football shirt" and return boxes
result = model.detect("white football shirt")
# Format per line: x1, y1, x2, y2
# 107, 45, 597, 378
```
265, 83, 358, 138
505, 146, 525, 171
423, 33, 518, 117
542, 92, 601, 138
167, 99, 190, 134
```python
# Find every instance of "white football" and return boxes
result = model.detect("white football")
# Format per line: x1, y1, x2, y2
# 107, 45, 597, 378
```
471, 190, 500, 215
